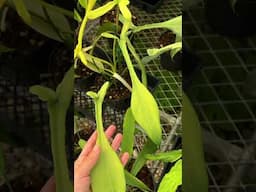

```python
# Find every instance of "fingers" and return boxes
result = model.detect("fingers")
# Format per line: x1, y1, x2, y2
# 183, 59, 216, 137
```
120, 152, 129, 166
76, 131, 97, 166
78, 145, 101, 177
105, 125, 116, 140
40, 176, 55, 192
111, 133, 123, 151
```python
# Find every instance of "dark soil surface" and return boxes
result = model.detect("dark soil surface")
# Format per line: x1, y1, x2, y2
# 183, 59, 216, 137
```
100, 8, 138, 26
159, 31, 176, 48
0, 144, 52, 192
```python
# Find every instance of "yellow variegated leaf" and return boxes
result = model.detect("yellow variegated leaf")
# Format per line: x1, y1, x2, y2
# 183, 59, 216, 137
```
119, 1, 131, 20
88, 1, 116, 19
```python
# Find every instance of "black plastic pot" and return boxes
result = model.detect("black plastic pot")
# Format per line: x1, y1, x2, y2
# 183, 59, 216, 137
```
205, 0, 256, 37
130, 0, 164, 13
159, 31, 182, 72
160, 51, 182, 72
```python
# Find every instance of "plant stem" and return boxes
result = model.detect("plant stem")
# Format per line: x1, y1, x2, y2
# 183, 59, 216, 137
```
113, 73, 132, 92
77, 15, 88, 50
126, 38, 147, 86
49, 104, 73, 192
113, 6, 120, 72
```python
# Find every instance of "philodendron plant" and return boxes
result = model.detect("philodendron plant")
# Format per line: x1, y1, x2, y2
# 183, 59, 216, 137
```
74, 0, 181, 143
74, 0, 182, 191
86, 82, 126, 191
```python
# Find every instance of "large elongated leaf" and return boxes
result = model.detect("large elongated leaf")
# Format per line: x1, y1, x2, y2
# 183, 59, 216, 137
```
12, 0, 32, 24
183, 93, 208, 192
157, 160, 182, 192
87, 82, 126, 192
121, 108, 135, 155
119, 37, 161, 146
131, 77, 162, 145
125, 170, 151, 192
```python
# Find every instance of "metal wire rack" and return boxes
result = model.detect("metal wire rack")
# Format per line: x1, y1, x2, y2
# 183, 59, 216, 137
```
74, 0, 182, 185
184, 2, 256, 192
0, 76, 51, 158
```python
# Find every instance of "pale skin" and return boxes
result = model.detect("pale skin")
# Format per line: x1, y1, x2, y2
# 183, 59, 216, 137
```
40, 125, 129, 192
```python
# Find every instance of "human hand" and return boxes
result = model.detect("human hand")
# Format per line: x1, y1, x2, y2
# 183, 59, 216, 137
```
74, 125, 129, 192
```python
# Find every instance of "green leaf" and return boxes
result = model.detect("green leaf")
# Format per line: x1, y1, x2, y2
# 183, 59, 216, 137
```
88, 1, 116, 19
170, 45, 182, 59
131, 140, 157, 175
145, 150, 182, 163
131, 77, 162, 145
78, 51, 102, 73
91, 143, 126, 192
183, 93, 208, 192
30, 85, 57, 102
101, 32, 119, 40
44, 7, 72, 38
88, 82, 126, 192
121, 108, 135, 155
56, 67, 74, 109
119, 0, 131, 20
143, 42, 182, 64
125, 170, 151, 192
12, 0, 32, 24
19, 0, 72, 42
157, 159, 182, 192
78, 139, 86, 149
74, 9, 82, 22
133, 16, 182, 38
79, 0, 87, 8
87, 0, 96, 10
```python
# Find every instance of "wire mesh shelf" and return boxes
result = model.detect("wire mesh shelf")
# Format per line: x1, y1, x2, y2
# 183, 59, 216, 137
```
0, 75, 52, 158
184, 2, 256, 192
75, 0, 182, 184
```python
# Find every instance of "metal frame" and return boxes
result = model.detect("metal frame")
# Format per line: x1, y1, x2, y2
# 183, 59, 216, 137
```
184, 2, 256, 192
